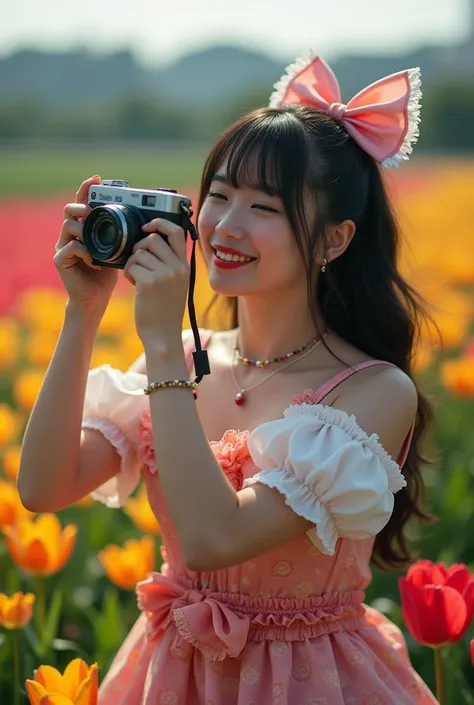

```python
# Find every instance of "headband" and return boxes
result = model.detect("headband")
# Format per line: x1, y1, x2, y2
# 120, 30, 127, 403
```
269, 52, 421, 169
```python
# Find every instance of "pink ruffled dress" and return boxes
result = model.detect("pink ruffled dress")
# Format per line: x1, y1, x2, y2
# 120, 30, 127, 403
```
82, 329, 438, 705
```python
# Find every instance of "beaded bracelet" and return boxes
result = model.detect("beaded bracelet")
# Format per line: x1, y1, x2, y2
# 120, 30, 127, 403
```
144, 379, 198, 399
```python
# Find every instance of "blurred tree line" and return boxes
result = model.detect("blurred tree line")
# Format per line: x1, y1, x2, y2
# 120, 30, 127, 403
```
1, 81, 474, 150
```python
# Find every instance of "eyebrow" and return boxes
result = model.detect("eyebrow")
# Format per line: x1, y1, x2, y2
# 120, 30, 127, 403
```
212, 173, 229, 185
211, 172, 281, 198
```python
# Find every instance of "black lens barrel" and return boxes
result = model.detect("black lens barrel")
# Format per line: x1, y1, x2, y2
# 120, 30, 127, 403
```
83, 205, 146, 263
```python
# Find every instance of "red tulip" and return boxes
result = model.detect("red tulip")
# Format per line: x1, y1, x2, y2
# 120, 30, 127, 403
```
470, 638, 474, 665
398, 560, 474, 647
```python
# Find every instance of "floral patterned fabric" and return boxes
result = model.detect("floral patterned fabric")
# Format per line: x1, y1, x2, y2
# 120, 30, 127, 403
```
91, 329, 437, 704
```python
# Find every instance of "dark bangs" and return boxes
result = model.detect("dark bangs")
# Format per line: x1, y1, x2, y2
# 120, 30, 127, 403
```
197, 108, 315, 242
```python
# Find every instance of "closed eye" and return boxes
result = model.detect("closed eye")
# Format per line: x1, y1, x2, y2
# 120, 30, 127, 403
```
208, 191, 280, 213
252, 204, 280, 213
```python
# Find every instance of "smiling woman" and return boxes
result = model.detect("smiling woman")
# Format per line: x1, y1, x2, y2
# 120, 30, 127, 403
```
17, 53, 438, 704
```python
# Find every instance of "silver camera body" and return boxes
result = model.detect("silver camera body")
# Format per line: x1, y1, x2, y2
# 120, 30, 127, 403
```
82, 180, 192, 268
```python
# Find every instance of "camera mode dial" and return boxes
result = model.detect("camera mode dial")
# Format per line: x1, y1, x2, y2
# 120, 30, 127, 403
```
102, 180, 130, 188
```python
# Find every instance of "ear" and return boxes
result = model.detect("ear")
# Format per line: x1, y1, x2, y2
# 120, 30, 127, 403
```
323, 219, 356, 266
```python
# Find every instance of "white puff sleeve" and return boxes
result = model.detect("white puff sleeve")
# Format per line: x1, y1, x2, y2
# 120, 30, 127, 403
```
243, 404, 407, 555
82, 365, 149, 508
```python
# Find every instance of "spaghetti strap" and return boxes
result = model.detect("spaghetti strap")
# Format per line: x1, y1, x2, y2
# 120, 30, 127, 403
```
398, 423, 415, 468
310, 359, 397, 405
307, 359, 414, 468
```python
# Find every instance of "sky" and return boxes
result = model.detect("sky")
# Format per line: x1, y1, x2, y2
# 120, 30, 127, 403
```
0, 0, 470, 67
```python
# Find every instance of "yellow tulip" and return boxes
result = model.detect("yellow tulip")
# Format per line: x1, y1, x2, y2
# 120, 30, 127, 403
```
99, 536, 154, 590
25, 331, 60, 368
118, 333, 144, 369
441, 357, 474, 398
0, 318, 20, 370
125, 484, 160, 535
3, 514, 77, 576
412, 344, 433, 374
423, 310, 469, 351
0, 479, 33, 529
2, 444, 22, 480
0, 403, 20, 448
13, 369, 45, 412
16, 288, 67, 334
98, 296, 133, 335
0, 591, 35, 629
26, 659, 98, 705
37, 697, 75, 705
442, 249, 474, 286
90, 344, 124, 370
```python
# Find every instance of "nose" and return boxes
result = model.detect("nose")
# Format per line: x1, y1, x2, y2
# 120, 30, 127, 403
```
214, 207, 247, 240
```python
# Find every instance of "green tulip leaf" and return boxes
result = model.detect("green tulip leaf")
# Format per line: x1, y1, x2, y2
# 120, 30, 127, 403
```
40, 588, 63, 654
22, 624, 41, 658
94, 587, 127, 656
0, 633, 11, 666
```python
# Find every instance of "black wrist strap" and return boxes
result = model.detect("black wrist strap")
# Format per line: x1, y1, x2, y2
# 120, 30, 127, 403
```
180, 203, 211, 384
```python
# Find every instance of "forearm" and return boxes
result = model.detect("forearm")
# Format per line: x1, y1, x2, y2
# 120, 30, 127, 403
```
145, 342, 240, 565
18, 303, 103, 510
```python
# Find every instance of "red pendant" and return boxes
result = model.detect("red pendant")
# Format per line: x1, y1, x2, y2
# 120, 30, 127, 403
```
235, 391, 246, 406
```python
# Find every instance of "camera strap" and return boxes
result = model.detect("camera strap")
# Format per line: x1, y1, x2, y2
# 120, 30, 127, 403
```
180, 203, 211, 385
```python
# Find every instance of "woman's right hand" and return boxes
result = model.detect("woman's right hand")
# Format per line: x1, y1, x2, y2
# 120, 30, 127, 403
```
54, 175, 119, 311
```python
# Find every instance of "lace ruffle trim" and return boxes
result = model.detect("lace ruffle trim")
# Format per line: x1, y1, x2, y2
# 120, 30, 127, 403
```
382, 67, 422, 169
268, 50, 317, 108
173, 607, 228, 662
284, 403, 407, 493
82, 417, 137, 508
244, 468, 337, 554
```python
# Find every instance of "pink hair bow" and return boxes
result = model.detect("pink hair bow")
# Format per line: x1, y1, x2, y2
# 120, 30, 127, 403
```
269, 53, 421, 169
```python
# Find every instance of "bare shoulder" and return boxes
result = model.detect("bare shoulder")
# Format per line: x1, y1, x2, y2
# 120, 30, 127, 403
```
333, 364, 418, 461
338, 363, 417, 412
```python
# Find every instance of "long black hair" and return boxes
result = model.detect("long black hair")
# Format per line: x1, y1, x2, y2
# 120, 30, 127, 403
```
196, 105, 434, 570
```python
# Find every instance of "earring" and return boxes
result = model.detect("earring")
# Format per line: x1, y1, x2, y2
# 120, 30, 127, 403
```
321, 257, 328, 273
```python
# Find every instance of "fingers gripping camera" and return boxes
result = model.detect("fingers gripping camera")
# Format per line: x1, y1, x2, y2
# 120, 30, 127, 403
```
83, 180, 192, 268
83, 179, 210, 381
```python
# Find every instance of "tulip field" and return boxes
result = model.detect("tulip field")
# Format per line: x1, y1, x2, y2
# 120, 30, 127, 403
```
0, 146, 474, 703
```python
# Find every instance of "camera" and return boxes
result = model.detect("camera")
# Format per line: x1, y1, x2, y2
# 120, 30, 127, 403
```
82, 180, 192, 268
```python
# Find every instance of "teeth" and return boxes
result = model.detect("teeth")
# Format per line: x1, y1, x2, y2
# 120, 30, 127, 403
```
215, 250, 253, 263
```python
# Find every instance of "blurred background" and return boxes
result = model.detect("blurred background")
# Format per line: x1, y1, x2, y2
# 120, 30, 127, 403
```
0, 0, 474, 702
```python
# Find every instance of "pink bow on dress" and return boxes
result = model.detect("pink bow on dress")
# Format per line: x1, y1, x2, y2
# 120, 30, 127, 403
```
137, 572, 250, 661
269, 53, 421, 169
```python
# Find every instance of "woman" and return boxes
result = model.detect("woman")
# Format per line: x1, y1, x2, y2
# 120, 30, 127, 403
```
18, 54, 437, 703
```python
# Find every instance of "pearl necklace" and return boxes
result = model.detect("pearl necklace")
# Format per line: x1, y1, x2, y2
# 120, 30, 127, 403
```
230, 332, 327, 406
233, 333, 320, 367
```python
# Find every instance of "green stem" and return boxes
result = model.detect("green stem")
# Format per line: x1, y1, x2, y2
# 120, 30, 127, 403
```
12, 629, 20, 705
433, 646, 444, 705
35, 576, 46, 637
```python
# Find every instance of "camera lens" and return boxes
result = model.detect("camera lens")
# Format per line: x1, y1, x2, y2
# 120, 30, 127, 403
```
83, 205, 147, 263
95, 219, 116, 248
